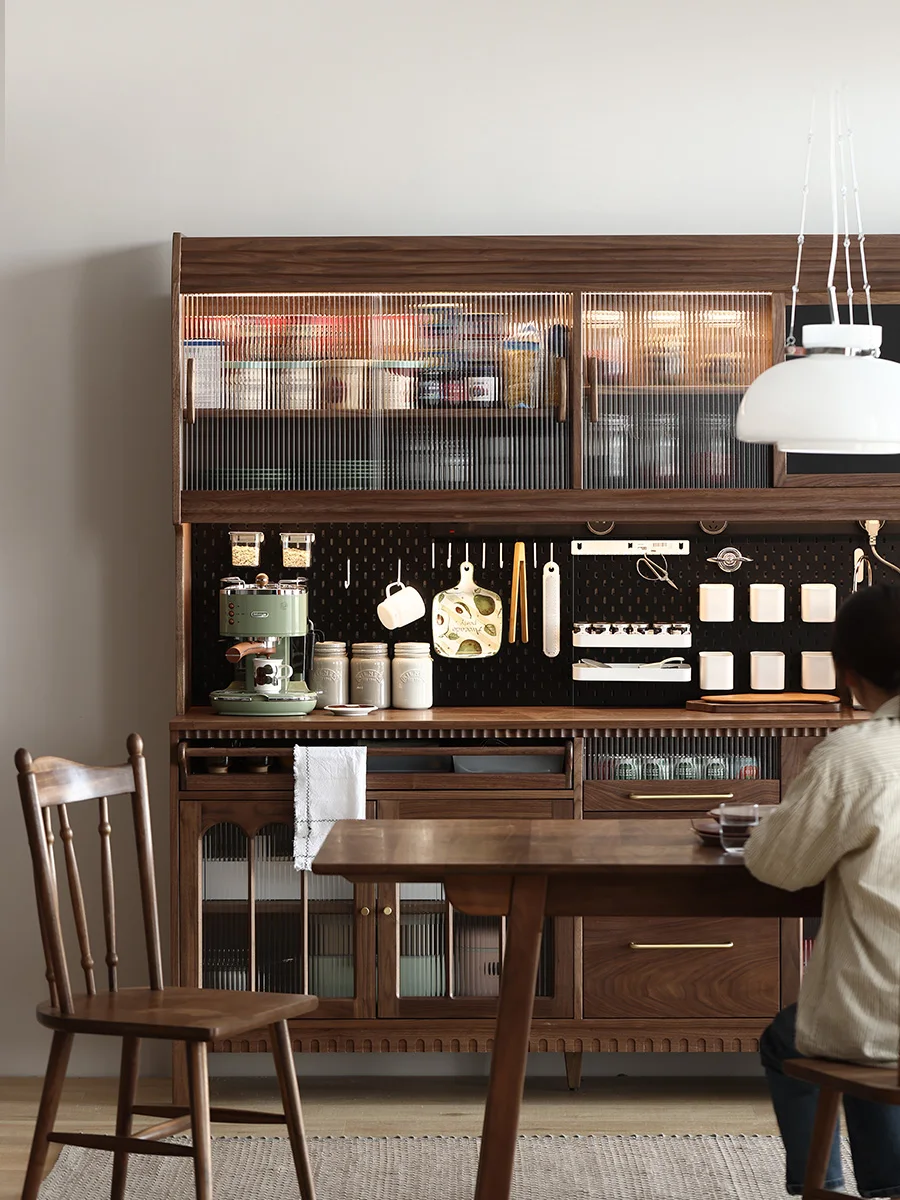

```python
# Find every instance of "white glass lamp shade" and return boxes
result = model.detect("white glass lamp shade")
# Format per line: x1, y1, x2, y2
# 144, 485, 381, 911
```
735, 325, 900, 453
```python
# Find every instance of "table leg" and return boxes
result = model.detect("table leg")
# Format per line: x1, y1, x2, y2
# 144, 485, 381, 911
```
474, 873, 548, 1200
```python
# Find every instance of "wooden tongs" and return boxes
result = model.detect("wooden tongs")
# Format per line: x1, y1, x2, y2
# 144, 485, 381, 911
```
508, 541, 529, 643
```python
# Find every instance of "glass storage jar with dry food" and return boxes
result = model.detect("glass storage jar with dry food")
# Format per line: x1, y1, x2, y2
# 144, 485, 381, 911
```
391, 642, 433, 709
229, 531, 264, 568
350, 642, 391, 709
310, 641, 349, 708
502, 328, 541, 408
280, 532, 315, 570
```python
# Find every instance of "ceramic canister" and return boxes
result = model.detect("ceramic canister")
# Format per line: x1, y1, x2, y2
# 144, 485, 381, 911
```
350, 642, 391, 709
391, 642, 434, 709
310, 641, 349, 708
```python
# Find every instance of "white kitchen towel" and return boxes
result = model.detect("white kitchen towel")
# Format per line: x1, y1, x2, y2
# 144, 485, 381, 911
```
293, 745, 367, 872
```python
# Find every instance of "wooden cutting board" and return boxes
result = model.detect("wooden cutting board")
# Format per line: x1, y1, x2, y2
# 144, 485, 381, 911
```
687, 692, 842, 713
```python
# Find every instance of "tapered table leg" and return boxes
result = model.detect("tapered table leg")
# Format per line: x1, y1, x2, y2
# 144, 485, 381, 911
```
474, 874, 547, 1200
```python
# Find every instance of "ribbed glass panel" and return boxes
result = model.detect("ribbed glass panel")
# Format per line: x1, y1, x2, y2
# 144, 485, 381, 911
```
254, 823, 302, 994
307, 865, 354, 999
201, 823, 250, 990
584, 735, 779, 780
181, 292, 571, 491
582, 292, 772, 488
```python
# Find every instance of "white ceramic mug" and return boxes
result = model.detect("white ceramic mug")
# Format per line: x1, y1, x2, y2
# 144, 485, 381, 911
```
699, 583, 734, 622
750, 583, 785, 623
802, 651, 836, 691
377, 581, 426, 630
253, 657, 293, 695
750, 651, 785, 691
699, 651, 734, 691
801, 583, 837, 623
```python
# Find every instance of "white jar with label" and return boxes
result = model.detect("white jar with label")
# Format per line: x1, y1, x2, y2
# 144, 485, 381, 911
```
310, 641, 349, 709
350, 642, 391, 709
392, 642, 434, 709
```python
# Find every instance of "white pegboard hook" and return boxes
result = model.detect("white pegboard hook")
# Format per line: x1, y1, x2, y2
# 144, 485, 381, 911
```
344, 557, 351, 590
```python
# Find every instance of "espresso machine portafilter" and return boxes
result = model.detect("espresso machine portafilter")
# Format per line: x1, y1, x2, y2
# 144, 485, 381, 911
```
209, 574, 319, 716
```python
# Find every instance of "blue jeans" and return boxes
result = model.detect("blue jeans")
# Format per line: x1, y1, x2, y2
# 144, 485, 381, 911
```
761, 1005, 900, 1197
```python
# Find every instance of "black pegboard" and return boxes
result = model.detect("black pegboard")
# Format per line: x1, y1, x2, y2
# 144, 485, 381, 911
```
190, 525, 898, 709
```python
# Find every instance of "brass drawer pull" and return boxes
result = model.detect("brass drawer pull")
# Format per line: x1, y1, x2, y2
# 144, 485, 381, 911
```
629, 941, 735, 950
359, 906, 371, 917
382, 906, 393, 916
626, 791, 735, 801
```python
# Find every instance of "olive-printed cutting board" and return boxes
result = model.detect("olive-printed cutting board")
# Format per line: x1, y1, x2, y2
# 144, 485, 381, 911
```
432, 562, 503, 659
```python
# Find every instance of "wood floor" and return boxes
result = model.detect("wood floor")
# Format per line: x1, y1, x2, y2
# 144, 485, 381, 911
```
0, 1074, 778, 1199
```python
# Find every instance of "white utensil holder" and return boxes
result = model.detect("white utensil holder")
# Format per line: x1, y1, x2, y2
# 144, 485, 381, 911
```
750, 584, 785, 623
699, 651, 734, 691
802, 651, 836, 690
750, 651, 785, 691
699, 584, 734, 622
801, 583, 837, 623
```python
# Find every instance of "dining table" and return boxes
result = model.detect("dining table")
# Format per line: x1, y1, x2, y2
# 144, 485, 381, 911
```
312, 816, 823, 1200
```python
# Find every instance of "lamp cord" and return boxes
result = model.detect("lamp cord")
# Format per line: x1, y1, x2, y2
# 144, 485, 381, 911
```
787, 98, 816, 349
845, 94, 875, 329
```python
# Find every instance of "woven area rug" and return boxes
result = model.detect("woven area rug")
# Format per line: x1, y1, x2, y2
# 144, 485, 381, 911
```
39, 1134, 856, 1199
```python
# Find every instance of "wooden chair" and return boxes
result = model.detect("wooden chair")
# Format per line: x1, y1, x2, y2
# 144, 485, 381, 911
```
16, 733, 318, 1200
785, 1057, 900, 1198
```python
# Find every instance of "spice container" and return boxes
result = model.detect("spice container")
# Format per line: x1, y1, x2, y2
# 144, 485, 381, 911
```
373, 362, 419, 410
273, 361, 318, 409
280, 532, 315, 570
324, 359, 369, 409
465, 362, 499, 406
229, 531, 264, 568
391, 643, 433, 709
311, 641, 349, 708
228, 362, 266, 410
350, 642, 391, 709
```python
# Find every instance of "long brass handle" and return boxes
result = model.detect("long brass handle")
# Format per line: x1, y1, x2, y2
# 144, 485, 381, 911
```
626, 791, 735, 801
556, 357, 568, 423
588, 356, 599, 423
629, 942, 735, 950
185, 356, 196, 425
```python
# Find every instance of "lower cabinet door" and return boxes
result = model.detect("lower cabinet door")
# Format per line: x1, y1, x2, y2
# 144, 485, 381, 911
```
583, 916, 780, 1019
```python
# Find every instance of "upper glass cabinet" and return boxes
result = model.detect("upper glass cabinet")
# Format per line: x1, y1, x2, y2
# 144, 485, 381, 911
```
179, 292, 572, 492
581, 292, 774, 489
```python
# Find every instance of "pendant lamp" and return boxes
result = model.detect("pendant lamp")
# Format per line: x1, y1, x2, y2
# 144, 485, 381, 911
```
735, 95, 900, 454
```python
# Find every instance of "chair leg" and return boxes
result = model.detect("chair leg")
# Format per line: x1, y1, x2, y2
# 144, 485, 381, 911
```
110, 1037, 141, 1200
270, 1021, 316, 1200
186, 1042, 212, 1200
803, 1087, 842, 1197
21, 1031, 74, 1200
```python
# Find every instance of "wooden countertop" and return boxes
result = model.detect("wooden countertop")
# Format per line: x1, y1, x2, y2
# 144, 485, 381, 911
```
172, 705, 862, 738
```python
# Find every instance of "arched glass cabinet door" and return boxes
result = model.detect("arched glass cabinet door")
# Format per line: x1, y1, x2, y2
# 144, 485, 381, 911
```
179, 800, 375, 1021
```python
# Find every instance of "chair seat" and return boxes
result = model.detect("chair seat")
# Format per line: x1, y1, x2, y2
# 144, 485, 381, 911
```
37, 987, 318, 1042
785, 1056, 900, 1104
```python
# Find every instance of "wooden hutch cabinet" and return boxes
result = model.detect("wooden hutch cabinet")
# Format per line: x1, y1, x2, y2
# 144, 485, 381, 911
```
171, 234, 900, 1090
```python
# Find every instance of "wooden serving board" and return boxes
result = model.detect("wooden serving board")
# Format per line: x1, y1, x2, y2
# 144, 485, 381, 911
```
687, 692, 842, 713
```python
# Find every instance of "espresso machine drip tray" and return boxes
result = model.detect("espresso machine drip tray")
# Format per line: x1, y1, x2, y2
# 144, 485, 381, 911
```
210, 683, 320, 717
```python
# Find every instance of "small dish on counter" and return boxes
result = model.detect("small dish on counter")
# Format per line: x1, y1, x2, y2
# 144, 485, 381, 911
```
324, 704, 378, 717
691, 818, 722, 848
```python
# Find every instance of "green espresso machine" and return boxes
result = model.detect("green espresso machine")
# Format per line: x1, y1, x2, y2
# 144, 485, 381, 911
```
210, 574, 319, 716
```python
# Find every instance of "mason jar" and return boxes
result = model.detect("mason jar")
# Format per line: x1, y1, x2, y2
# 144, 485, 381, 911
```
391, 642, 434, 709
350, 642, 391, 709
310, 641, 349, 709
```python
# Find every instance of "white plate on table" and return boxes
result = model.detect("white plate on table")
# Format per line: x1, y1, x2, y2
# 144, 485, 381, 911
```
324, 704, 377, 717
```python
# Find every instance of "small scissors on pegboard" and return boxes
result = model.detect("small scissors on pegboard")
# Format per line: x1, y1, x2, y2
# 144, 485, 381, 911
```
636, 554, 680, 591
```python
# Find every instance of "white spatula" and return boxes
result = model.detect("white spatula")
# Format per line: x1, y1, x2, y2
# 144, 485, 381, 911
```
542, 560, 560, 657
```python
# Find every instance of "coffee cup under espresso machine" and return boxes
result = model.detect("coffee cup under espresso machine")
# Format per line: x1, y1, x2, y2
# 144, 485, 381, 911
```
209, 574, 319, 716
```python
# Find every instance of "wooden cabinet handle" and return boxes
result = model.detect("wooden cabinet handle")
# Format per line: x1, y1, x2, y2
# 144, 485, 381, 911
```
588, 356, 599, 423
382, 906, 393, 916
556, 357, 568, 423
359, 906, 371, 917
626, 791, 735, 801
629, 942, 735, 950
185, 356, 196, 425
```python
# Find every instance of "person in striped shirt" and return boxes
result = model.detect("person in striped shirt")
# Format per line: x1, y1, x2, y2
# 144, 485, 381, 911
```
746, 584, 900, 1197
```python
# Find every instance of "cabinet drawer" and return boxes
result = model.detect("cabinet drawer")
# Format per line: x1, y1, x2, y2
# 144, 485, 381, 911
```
583, 916, 780, 1019
583, 778, 780, 813
367, 745, 572, 790
377, 795, 570, 819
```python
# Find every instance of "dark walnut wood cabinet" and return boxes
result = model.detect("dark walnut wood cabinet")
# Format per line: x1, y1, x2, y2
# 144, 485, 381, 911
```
170, 232, 874, 1087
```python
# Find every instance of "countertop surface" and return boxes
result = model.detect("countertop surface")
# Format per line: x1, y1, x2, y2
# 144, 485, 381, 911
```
172, 705, 862, 736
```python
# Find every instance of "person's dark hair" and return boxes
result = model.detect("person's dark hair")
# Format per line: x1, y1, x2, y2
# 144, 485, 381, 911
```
831, 584, 900, 692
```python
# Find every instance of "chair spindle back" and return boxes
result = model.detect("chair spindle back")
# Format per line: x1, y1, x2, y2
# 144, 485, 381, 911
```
15, 733, 164, 1014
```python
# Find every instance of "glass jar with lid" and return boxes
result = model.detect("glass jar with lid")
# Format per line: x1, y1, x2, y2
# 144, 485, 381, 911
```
391, 643, 434, 709
350, 642, 391, 709
310, 641, 349, 708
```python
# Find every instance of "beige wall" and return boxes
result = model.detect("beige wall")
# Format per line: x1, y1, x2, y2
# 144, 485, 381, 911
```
2, 0, 899, 1075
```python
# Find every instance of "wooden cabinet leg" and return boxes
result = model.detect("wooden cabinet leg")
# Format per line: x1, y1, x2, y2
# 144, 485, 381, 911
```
564, 1051, 583, 1092
474, 874, 548, 1200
